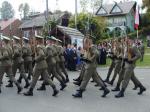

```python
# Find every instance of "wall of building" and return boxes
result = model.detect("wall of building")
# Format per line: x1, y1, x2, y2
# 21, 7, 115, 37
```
2, 19, 22, 37
106, 15, 126, 27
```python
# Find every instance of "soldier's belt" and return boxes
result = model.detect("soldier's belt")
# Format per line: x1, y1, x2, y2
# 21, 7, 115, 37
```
124, 58, 133, 64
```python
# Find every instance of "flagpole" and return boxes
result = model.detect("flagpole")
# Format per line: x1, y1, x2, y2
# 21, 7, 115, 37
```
137, 28, 138, 39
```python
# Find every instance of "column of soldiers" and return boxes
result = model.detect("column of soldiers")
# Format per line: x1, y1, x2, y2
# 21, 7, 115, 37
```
0, 34, 146, 98
103, 37, 146, 98
0, 35, 69, 96
73, 36, 146, 98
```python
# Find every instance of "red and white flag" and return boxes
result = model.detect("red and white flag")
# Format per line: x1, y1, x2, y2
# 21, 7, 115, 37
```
134, 4, 139, 30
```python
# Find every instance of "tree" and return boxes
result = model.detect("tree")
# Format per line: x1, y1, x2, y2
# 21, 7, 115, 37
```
43, 19, 57, 37
0, 1, 14, 20
80, 0, 89, 12
142, 0, 150, 11
18, 3, 30, 19
69, 13, 107, 41
90, 0, 102, 14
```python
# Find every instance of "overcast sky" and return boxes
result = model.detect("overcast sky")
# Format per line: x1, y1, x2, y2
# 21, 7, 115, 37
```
0, 0, 142, 18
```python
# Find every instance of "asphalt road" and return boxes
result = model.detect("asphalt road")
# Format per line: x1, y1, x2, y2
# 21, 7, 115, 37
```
0, 68, 150, 112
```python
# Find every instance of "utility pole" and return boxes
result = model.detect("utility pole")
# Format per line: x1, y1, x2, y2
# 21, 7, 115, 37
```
75, 0, 78, 29
46, 0, 50, 36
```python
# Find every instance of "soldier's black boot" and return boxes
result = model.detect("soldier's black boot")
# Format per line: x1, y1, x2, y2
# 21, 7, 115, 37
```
60, 82, 67, 91
73, 77, 80, 81
65, 77, 69, 83
72, 89, 83, 98
6, 82, 13, 87
37, 83, 46, 91
17, 76, 22, 84
115, 88, 125, 98
24, 88, 33, 96
101, 87, 110, 97
27, 74, 31, 80
99, 87, 104, 90
138, 86, 146, 95
90, 79, 94, 83
133, 85, 138, 90
24, 79, 30, 88
73, 81, 81, 86
0, 87, 1, 93
104, 77, 109, 83
51, 75, 54, 81
51, 86, 59, 96
108, 80, 114, 85
112, 84, 120, 92
94, 83, 99, 87
15, 82, 23, 94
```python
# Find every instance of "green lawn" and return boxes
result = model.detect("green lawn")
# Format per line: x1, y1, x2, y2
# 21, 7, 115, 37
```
136, 54, 150, 67
145, 47, 150, 54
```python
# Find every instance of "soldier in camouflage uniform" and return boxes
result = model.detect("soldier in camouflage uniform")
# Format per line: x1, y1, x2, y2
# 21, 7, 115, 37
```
0, 35, 22, 93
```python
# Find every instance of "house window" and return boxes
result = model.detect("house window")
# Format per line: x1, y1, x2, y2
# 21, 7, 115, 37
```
97, 7, 107, 15
111, 5, 122, 13
35, 30, 43, 36
23, 31, 30, 38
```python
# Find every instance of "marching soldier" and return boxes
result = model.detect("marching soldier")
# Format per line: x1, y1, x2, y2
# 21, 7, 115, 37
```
6, 36, 30, 88
56, 39, 69, 83
72, 38, 110, 98
115, 38, 146, 98
18, 37, 33, 83
0, 36, 22, 93
37, 36, 67, 91
104, 40, 116, 83
51, 37, 66, 82
108, 38, 122, 85
24, 35, 59, 96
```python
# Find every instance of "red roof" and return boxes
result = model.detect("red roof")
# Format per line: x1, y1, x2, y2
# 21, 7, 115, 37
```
0, 18, 17, 30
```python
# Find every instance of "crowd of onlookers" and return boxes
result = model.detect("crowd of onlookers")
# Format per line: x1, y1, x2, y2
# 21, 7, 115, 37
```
64, 44, 84, 71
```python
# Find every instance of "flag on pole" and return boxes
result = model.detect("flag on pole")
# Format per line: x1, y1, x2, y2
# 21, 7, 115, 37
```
134, 4, 139, 30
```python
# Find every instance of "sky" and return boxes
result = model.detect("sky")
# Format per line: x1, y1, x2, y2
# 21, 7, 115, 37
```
0, 0, 143, 18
